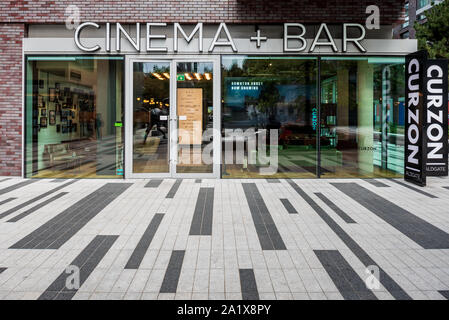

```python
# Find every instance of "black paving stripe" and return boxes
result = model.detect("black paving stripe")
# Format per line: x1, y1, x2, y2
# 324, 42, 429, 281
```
287, 180, 412, 300
266, 179, 280, 183
239, 269, 260, 300
166, 179, 182, 198
145, 179, 163, 188
7, 192, 68, 222
389, 179, 437, 198
0, 180, 76, 220
363, 179, 390, 188
332, 183, 449, 249
314, 250, 378, 300
159, 250, 185, 293
38, 235, 118, 300
10, 183, 132, 250
438, 290, 449, 300
125, 214, 164, 269
0, 178, 11, 183
242, 183, 286, 250
189, 188, 214, 235
0, 197, 16, 206
0, 180, 37, 196
314, 193, 356, 224
280, 199, 298, 214
0, 267, 6, 274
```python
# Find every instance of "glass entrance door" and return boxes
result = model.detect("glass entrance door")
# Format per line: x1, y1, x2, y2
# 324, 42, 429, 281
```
126, 57, 220, 178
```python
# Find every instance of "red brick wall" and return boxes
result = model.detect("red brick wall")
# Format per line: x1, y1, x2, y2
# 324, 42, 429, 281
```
0, 23, 23, 176
0, 0, 404, 24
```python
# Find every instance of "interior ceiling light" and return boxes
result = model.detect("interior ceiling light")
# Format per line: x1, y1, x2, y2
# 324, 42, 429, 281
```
184, 73, 193, 80
204, 73, 212, 80
194, 73, 202, 80
152, 73, 164, 80
163, 72, 170, 79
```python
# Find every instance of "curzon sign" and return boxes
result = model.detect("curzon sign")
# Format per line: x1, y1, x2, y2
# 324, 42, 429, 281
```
73, 22, 367, 53
425, 59, 448, 176
405, 51, 427, 186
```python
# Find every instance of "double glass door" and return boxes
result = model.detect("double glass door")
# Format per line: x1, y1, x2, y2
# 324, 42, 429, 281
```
125, 57, 220, 178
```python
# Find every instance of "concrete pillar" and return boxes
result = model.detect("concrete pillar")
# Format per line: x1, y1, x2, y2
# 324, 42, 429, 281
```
357, 60, 374, 174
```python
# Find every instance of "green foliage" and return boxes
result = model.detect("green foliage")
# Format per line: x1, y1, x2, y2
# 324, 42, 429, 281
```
415, 0, 449, 59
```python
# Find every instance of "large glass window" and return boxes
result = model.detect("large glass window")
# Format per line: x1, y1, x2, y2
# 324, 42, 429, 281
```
222, 56, 318, 178
25, 56, 124, 178
320, 57, 405, 178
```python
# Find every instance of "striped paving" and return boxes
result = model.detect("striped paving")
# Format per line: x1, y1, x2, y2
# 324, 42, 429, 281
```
0, 177, 448, 300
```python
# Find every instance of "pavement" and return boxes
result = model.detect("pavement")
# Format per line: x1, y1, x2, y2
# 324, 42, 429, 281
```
0, 176, 449, 300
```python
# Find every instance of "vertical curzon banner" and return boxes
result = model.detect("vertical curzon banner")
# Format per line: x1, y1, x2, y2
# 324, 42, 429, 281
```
425, 59, 448, 176
405, 51, 427, 186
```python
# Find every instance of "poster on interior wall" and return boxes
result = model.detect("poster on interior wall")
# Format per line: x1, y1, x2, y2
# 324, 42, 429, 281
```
40, 117, 47, 128
49, 110, 56, 125
425, 59, 448, 176
49, 88, 56, 102
404, 50, 427, 186
177, 88, 203, 145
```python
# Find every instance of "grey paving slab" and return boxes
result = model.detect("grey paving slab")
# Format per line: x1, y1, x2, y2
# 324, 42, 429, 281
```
239, 269, 259, 300
0, 178, 11, 183
160, 250, 185, 293
389, 179, 437, 198
189, 188, 214, 235
314, 193, 356, 223
242, 183, 286, 250
332, 183, 449, 249
266, 179, 280, 183
125, 214, 164, 269
10, 183, 132, 249
145, 179, 163, 188
363, 179, 390, 188
0, 197, 16, 206
166, 179, 182, 198
38, 235, 118, 300
7, 192, 68, 222
287, 180, 412, 300
0, 180, 37, 196
0, 180, 76, 219
195, 179, 202, 183
314, 250, 377, 300
280, 198, 298, 214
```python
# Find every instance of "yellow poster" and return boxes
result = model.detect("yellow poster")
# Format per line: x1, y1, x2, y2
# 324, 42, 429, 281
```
177, 88, 203, 145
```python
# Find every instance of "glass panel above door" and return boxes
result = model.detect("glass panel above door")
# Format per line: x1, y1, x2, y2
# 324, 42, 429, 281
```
132, 62, 170, 173
176, 62, 214, 174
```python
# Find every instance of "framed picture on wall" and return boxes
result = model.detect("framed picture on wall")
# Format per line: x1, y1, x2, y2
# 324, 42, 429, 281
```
40, 117, 47, 128
49, 110, 56, 125
39, 80, 44, 89
55, 83, 60, 92
56, 124, 61, 133
64, 87, 70, 97
49, 88, 56, 102
38, 95, 44, 108
40, 108, 47, 117
62, 126, 68, 134
55, 103, 61, 114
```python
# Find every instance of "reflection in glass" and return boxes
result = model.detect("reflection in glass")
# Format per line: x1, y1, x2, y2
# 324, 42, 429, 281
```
133, 62, 170, 173
176, 62, 214, 173
221, 56, 318, 178
25, 56, 124, 178
320, 57, 405, 178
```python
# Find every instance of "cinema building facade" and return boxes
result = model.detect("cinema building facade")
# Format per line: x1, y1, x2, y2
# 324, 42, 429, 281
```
0, 0, 413, 179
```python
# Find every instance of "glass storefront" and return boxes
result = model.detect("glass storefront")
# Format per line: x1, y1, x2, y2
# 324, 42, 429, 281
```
221, 56, 405, 179
25, 56, 124, 178
24, 54, 405, 179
